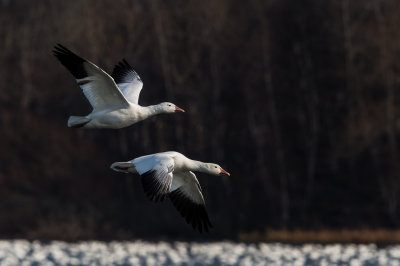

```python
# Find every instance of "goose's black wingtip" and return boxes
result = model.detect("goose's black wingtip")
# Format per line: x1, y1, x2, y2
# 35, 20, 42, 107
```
53, 43, 67, 53
51, 44, 88, 79
122, 58, 131, 66
169, 188, 213, 233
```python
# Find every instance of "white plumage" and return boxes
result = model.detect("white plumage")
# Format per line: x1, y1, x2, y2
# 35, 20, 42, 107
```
112, 60, 143, 104
111, 151, 230, 232
53, 44, 184, 129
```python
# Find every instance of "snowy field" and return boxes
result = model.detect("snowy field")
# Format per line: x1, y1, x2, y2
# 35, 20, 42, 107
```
0, 240, 400, 265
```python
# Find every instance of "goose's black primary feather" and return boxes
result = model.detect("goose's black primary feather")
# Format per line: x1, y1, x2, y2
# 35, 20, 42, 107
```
53, 44, 88, 79
169, 188, 213, 233
112, 59, 142, 84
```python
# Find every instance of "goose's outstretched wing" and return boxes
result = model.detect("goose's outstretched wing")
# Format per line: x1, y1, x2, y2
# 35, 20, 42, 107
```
132, 154, 174, 202
53, 44, 129, 112
169, 171, 213, 233
111, 59, 144, 104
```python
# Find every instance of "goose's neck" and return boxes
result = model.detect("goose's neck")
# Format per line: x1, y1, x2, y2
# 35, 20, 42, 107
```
187, 160, 208, 173
144, 105, 162, 117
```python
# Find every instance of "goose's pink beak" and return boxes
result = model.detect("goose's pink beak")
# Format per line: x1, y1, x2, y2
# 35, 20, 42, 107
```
175, 106, 185, 112
219, 167, 230, 176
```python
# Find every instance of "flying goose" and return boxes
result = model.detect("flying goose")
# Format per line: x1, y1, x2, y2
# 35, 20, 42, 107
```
110, 151, 230, 232
53, 44, 184, 129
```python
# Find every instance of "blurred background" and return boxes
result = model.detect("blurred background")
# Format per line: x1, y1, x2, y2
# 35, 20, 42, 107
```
1, 0, 400, 241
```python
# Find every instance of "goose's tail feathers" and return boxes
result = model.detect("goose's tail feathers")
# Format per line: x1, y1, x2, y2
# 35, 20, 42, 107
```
111, 161, 136, 173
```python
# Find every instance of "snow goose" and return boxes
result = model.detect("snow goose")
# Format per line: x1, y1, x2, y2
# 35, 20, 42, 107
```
53, 44, 184, 129
110, 151, 230, 232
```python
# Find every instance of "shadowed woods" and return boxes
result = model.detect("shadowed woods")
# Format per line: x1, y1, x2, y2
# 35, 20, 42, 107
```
1, 0, 400, 240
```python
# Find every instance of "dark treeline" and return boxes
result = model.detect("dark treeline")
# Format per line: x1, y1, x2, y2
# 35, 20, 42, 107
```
1, 0, 400, 240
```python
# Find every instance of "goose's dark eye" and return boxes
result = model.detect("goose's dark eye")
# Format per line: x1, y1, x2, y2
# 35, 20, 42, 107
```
215, 166, 218, 168
168, 104, 171, 106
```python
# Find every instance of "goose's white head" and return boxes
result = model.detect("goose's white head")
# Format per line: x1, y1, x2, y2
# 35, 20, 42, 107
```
205, 163, 231, 176
158, 102, 185, 114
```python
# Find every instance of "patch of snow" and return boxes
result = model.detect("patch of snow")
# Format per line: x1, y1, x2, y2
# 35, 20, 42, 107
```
0, 240, 400, 265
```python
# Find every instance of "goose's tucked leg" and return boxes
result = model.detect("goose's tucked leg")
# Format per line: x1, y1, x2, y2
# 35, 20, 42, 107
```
67, 116, 91, 128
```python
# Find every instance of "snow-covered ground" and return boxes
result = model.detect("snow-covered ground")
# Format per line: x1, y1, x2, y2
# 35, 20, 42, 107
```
0, 240, 399, 265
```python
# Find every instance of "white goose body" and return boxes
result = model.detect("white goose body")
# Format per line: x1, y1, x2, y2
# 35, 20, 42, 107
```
53, 44, 184, 129
84, 104, 161, 129
111, 151, 230, 232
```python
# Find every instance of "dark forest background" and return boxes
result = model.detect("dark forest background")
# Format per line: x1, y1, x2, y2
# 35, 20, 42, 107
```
1, 0, 400, 240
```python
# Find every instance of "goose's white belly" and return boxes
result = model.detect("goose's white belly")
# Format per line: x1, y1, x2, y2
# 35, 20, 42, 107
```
86, 106, 145, 129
